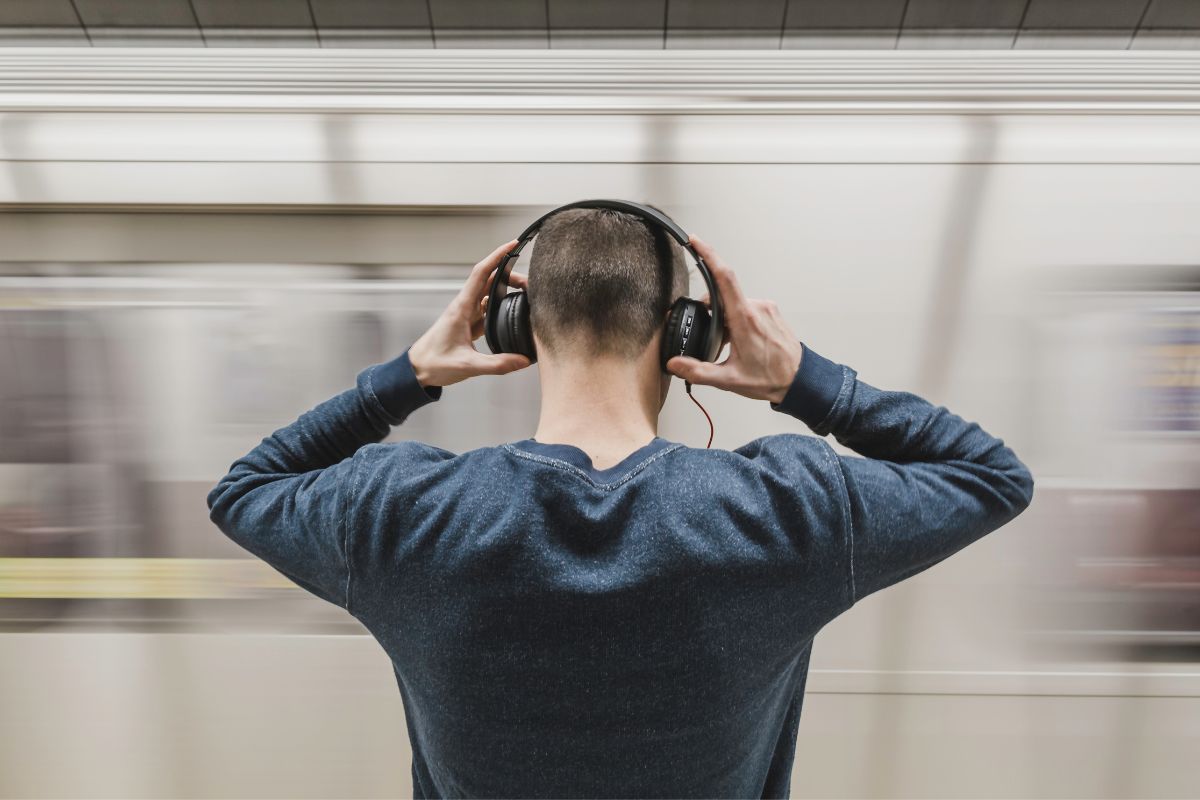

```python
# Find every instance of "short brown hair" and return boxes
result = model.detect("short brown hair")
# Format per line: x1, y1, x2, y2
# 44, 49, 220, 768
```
527, 207, 690, 359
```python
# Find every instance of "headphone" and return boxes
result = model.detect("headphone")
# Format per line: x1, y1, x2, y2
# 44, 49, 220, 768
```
483, 199, 725, 374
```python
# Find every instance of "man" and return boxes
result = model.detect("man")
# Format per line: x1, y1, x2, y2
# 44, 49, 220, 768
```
208, 207, 1034, 798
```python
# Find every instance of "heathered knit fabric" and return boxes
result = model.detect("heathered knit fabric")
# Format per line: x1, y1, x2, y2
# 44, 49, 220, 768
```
208, 342, 1033, 798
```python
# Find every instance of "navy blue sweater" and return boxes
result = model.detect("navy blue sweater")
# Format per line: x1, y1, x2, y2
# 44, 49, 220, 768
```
207, 343, 1033, 798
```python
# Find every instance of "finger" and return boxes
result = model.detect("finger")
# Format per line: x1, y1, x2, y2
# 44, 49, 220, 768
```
455, 239, 519, 312
467, 351, 531, 376
665, 355, 726, 387
479, 264, 524, 298
463, 264, 504, 318
689, 236, 746, 315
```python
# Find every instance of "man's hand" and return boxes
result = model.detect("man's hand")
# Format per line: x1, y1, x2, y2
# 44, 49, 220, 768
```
408, 240, 533, 389
664, 236, 804, 405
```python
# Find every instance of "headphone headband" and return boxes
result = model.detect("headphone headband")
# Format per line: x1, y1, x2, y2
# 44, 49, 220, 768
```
484, 199, 724, 363
515, 199, 691, 246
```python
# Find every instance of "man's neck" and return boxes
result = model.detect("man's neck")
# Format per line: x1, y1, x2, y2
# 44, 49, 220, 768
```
532, 351, 662, 469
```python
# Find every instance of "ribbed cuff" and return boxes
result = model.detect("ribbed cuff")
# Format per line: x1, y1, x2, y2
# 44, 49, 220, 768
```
361, 346, 442, 424
769, 343, 844, 430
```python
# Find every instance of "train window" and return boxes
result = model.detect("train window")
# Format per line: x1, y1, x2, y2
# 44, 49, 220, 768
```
1032, 286, 1200, 659
0, 310, 73, 464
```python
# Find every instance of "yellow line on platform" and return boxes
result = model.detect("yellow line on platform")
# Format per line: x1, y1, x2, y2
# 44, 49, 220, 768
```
0, 558, 296, 599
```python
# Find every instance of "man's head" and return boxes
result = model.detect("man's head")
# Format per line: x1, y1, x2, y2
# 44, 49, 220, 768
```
525, 207, 691, 364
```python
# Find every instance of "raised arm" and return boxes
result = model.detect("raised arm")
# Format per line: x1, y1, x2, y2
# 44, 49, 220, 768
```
206, 240, 531, 610
768, 345, 1034, 601
206, 348, 441, 608
666, 236, 1034, 605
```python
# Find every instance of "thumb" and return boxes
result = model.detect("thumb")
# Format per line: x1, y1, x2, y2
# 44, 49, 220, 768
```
665, 355, 721, 386
470, 351, 532, 375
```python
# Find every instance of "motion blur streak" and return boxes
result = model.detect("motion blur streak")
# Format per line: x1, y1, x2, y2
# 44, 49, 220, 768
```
1, 50, 1198, 798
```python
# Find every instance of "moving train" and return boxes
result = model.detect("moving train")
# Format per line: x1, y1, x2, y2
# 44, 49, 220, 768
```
1, 50, 1198, 798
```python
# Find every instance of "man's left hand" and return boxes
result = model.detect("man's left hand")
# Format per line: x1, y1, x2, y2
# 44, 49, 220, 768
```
407, 240, 533, 389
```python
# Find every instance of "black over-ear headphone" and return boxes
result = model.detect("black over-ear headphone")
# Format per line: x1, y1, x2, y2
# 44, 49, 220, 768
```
483, 199, 724, 373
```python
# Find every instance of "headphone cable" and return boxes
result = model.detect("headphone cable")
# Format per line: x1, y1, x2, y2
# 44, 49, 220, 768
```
684, 381, 714, 448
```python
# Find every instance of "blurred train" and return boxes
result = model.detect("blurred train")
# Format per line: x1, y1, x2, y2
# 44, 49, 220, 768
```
1, 50, 1199, 798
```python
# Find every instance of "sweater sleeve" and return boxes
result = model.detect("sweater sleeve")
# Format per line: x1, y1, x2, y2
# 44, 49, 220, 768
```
768, 344, 1035, 603
206, 346, 441, 611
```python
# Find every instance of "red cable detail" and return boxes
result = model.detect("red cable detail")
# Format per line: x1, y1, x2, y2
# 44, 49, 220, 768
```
685, 381, 714, 448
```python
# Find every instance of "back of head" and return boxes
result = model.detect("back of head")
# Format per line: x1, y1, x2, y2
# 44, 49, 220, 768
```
527, 207, 691, 361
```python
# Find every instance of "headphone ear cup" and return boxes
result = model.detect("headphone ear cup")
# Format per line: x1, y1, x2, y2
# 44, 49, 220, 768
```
661, 298, 687, 371
689, 302, 712, 361
496, 290, 537, 363
661, 297, 711, 372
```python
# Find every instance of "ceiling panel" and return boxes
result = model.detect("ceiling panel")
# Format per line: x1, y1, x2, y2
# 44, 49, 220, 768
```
73, 0, 197, 27
549, 0, 665, 29
1022, 0, 1148, 29
0, 29, 89, 45
1014, 30, 1137, 47
202, 29, 319, 46
2, 0, 1199, 50
1142, 0, 1200, 29
549, 29, 662, 47
319, 29, 434, 47
782, 30, 897, 48
666, 30, 782, 47
433, 30, 549, 47
191, 0, 314, 28
785, 0, 908, 29
0, 0, 83, 26
429, 0, 547, 29
87, 27, 204, 45
309, 0, 431, 29
898, 30, 1019, 48
903, 0, 1028, 29
668, 0, 786, 30
1131, 28, 1200, 47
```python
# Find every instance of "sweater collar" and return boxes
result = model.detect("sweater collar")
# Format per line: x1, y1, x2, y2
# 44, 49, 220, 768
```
507, 436, 679, 482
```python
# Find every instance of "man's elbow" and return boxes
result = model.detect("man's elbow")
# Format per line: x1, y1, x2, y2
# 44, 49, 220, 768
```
981, 444, 1035, 519
206, 470, 233, 512
1007, 459, 1036, 515
205, 474, 245, 539
206, 480, 222, 514
206, 461, 256, 524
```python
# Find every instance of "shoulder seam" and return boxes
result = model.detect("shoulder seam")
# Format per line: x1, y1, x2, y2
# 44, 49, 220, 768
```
501, 442, 685, 490
818, 438, 857, 606
344, 447, 360, 616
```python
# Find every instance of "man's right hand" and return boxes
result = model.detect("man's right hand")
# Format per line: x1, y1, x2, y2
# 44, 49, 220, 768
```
665, 236, 805, 405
